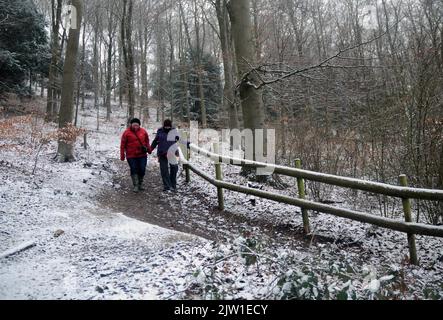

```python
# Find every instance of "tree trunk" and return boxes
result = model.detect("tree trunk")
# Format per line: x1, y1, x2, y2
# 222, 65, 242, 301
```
215, 0, 238, 129
140, 26, 149, 107
113, 35, 117, 103
105, 40, 113, 121
57, 0, 83, 162
93, 16, 100, 111
193, 0, 207, 128
105, 1, 116, 122
135, 32, 141, 111
40, 75, 44, 97
228, 0, 265, 141
55, 27, 67, 116
75, 15, 86, 127
251, 0, 262, 62
167, 13, 175, 122
182, 64, 191, 122
121, 0, 135, 120
126, 0, 135, 119
197, 68, 207, 127
178, 1, 191, 122
45, 0, 62, 122
439, 144, 443, 189
118, 28, 124, 109
104, 3, 116, 123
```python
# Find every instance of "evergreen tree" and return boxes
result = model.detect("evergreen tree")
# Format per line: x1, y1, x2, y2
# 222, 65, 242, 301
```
167, 49, 222, 126
0, 0, 49, 96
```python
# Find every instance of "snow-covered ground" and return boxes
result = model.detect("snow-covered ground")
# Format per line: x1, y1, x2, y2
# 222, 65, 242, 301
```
1, 100, 442, 300
0, 103, 209, 299
170, 147, 443, 299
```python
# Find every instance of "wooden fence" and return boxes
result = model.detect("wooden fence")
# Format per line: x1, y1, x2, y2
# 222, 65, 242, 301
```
178, 142, 443, 265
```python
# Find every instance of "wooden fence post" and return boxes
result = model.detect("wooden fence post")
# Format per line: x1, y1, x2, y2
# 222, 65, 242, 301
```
399, 174, 418, 265
295, 159, 311, 235
214, 142, 224, 210
83, 133, 87, 150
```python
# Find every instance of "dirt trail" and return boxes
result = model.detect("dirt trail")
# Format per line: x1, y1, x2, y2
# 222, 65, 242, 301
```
98, 158, 315, 247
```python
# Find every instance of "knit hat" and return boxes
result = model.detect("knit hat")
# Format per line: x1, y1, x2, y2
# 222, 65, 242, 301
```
130, 118, 141, 125
163, 119, 172, 128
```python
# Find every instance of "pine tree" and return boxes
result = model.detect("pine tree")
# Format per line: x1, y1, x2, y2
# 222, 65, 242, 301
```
0, 0, 49, 96
166, 49, 222, 126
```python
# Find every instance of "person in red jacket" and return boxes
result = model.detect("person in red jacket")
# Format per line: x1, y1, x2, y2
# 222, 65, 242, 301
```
120, 118, 152, 193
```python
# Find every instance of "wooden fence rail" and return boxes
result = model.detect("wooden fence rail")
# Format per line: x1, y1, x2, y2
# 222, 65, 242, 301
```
178, 143, 443, 265
189, 144, 443, 201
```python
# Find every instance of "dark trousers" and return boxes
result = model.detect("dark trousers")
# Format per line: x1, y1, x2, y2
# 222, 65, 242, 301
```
127, 157, 147, 177
159, 156, 178, 190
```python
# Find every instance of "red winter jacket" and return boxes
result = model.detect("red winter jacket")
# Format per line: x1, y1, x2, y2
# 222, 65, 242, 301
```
120, 127, 152, 160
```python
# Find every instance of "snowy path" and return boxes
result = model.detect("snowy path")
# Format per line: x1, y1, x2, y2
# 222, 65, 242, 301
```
100, 159, 306, 244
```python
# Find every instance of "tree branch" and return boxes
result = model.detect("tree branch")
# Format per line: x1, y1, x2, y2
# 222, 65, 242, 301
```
239, 30, 390, 90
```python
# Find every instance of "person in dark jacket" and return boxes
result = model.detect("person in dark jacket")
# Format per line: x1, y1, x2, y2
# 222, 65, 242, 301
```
151, 119, 180, 192
120, 118, 152, 193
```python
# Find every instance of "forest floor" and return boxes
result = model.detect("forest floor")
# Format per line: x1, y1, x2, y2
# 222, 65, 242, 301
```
1, 99, 443, 300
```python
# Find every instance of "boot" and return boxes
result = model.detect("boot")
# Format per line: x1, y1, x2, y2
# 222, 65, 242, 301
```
138, 175, 145, 191
131, 175, 140, 193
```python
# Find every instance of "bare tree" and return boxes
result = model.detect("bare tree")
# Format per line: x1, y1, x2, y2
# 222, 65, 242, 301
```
57, 0, 83, 162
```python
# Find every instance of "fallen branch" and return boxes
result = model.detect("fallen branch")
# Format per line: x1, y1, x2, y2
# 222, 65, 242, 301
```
0, 241, 36, 259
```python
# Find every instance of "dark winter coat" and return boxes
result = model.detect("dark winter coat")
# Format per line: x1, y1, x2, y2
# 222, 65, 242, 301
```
120, 127, 152, 160
150, 127, 180, 159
